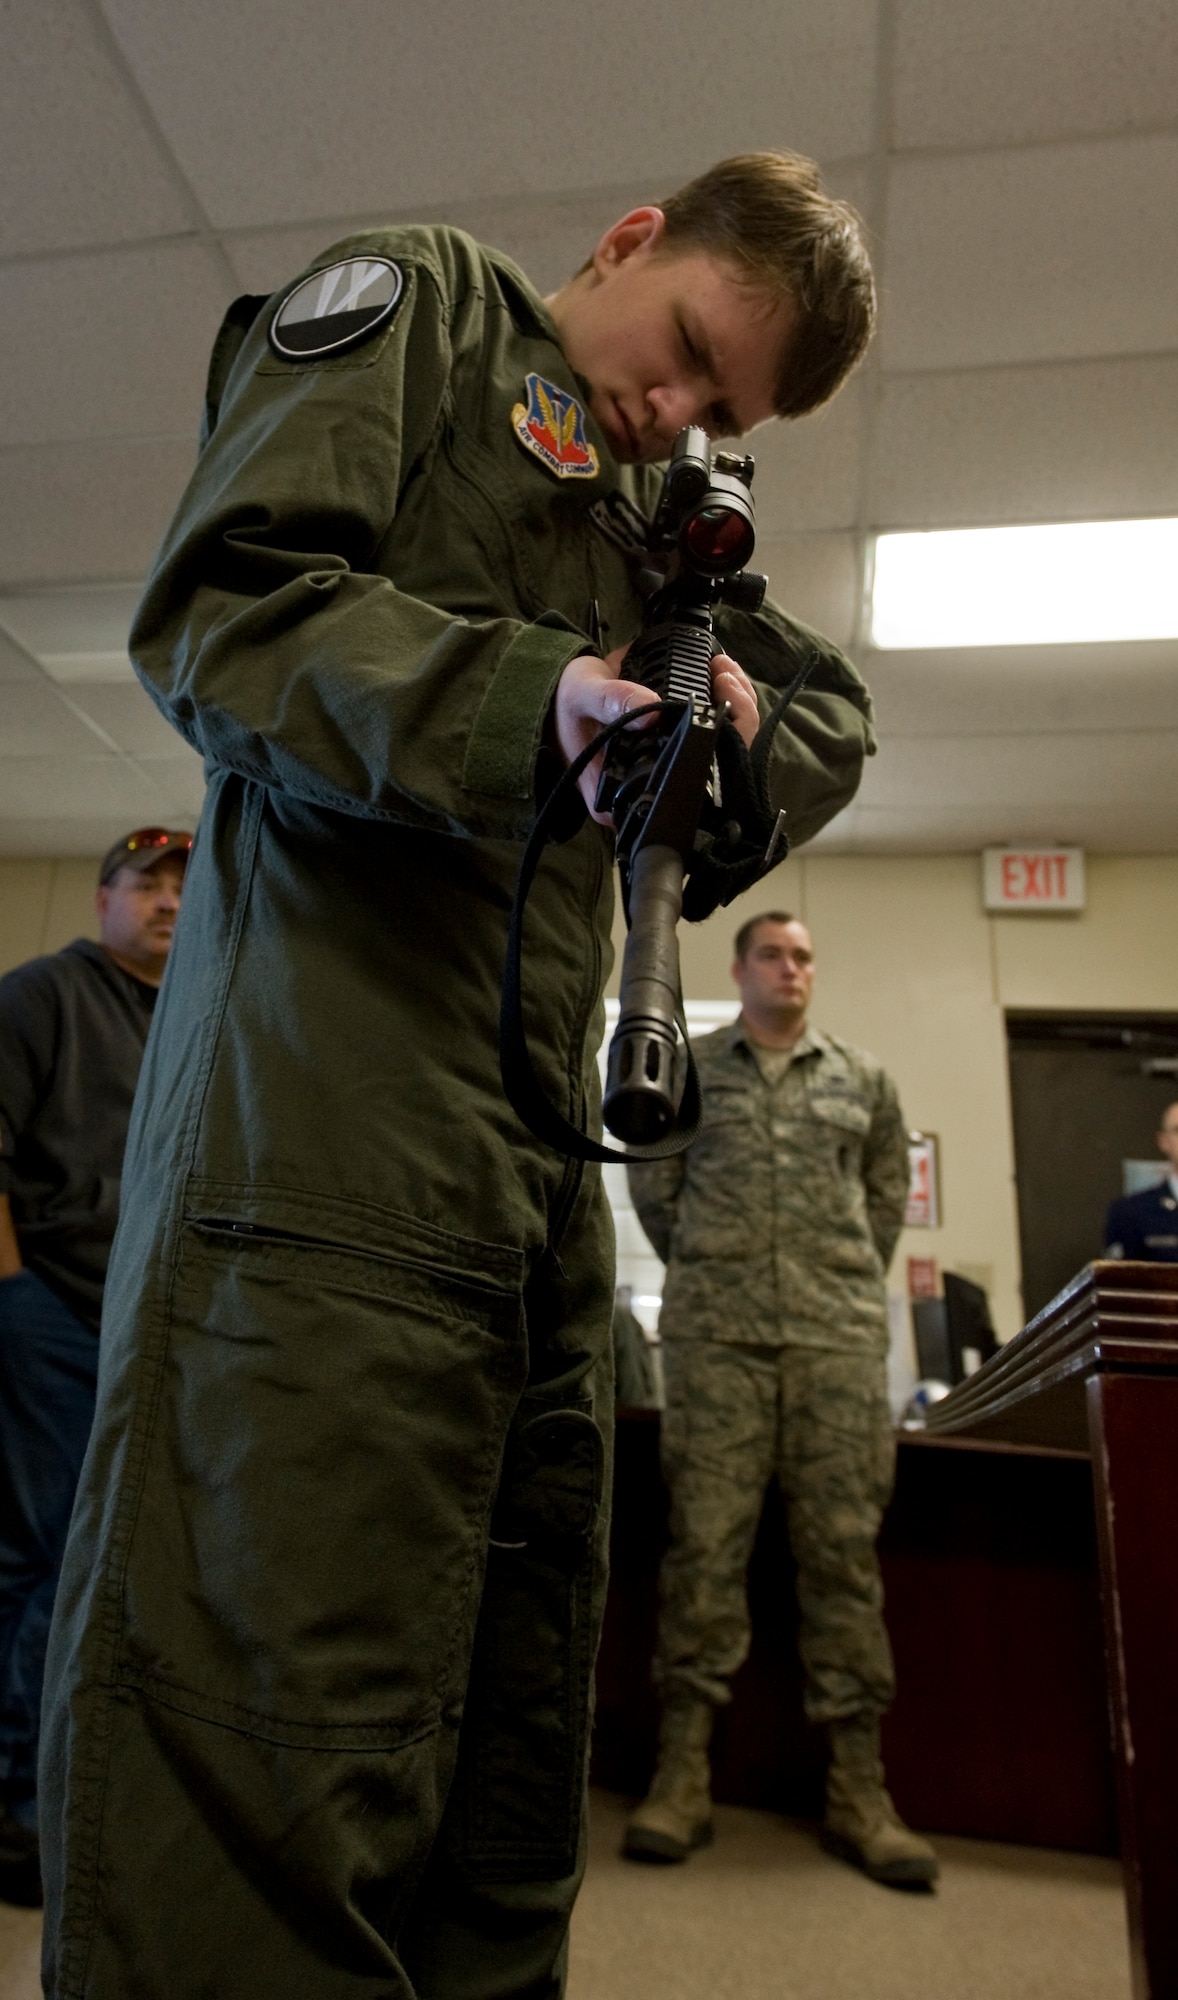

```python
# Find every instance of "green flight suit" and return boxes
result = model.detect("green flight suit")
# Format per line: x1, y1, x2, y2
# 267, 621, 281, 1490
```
39, 225, 875, 1999
628, 1024, 909, 1721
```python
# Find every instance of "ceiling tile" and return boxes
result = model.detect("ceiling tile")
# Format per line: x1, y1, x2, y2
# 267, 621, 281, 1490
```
0, 816, 159, 860
0, 0, 191, 256
882, 135, 1178, 371
825, 161, 875, 221
224, 159, 878, 350
0, 630, 37, 684
0, 438, 196, 588
0, 682, 110, 757
759, 533, 861, 648
861, 730, 1178, 811
0, 754, 164, 819
223, 189, 651, 304
132, 753, 208, 819
813, 798, 1178, 854
62, 682, 184, 757
1, 6, 1175, 862
39, 654, 136, 686
867, 643, 1178, 738
104, 0, 877, 228
0, 243, 231, 448
872, 354, 1178, 528
893, 0, 1178, 152
224, 224, 379, 300
0, 584, 144, 659
752, 377, 866, 537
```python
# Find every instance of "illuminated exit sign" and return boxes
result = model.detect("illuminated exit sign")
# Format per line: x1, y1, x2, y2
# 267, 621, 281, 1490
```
983, 847, 1086, 912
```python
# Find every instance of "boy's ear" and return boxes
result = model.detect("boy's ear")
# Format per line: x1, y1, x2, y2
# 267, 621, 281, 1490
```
591, 207, 667, 278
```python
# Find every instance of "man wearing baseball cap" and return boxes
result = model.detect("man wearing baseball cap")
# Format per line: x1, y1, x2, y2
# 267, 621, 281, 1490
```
0, 827, 190, 1904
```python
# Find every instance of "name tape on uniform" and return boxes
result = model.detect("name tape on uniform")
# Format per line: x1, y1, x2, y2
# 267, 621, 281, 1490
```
269, 257, 404, 361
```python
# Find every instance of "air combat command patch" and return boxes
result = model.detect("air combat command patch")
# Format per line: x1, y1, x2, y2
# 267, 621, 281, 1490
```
511, 373, 600, 480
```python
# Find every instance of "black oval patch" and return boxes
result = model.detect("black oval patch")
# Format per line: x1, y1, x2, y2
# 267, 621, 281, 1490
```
269, 256, 404, 360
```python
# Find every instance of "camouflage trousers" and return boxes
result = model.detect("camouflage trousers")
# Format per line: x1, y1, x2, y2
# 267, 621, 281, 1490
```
655, 1341, 896, 1721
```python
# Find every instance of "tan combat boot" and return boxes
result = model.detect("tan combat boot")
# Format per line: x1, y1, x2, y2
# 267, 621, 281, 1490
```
623, 1695, 715, 1863
822, 1712, 939, 1888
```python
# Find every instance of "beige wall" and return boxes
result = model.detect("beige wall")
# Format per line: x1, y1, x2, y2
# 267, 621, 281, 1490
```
0, 858, 100, 974
608, 852, 1178, 1341
4, 849, 1175, 1341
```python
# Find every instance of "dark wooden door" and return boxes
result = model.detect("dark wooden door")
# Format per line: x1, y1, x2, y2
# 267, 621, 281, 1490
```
1007, 1013, 1178, 1321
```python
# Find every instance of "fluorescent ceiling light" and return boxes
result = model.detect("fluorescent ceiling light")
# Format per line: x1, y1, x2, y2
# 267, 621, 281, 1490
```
871, 519, 1178, 649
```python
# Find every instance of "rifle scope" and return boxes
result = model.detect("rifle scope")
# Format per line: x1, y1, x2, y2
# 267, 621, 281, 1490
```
601, 429, 765, 1146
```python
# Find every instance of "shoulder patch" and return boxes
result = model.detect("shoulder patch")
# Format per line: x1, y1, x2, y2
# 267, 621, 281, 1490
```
269, 256, 405, 361
511, 373, 599, 480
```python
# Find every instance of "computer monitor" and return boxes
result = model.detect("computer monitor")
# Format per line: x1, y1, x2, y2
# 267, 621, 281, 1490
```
911, 1273, 998, 1387
944, 1271, 998, 1381
910, 1297, 952, 1385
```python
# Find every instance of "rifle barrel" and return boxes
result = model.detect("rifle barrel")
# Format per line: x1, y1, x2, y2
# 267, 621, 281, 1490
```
603, 842, 685, 1145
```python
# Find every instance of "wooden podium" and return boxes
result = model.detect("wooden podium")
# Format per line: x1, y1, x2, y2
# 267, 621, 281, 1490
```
927, 1261, 1178, 2000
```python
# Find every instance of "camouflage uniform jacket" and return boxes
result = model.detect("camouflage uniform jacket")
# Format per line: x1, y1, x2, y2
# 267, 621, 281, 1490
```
628, 1020, 909, 1352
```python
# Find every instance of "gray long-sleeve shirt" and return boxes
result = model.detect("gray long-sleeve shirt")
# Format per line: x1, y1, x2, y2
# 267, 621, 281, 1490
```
0, 939, 156, 1330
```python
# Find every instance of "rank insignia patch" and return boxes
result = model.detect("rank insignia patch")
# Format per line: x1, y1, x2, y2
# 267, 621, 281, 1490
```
511, 373, 600, 480
269, 256, 404, 360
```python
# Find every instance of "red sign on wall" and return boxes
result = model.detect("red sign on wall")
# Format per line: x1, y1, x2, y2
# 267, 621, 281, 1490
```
907, 1256, 940, 1300
905, 1132, 940, 1229
982, 847, 1085, 912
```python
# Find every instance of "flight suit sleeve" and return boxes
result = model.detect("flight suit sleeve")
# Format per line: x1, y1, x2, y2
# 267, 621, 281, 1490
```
713, 599, 875, 846
862, 1069, 909, 1272
626, 1155, 687, 1265
129, 251, 591, 842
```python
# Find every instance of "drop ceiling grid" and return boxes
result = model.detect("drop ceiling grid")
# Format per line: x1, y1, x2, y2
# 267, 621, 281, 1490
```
0, 1, 1174, 855
97, 0, 881, 228
0, 0, 192, 258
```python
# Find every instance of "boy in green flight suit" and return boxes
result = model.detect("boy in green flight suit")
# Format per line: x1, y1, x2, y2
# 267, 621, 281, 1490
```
41, 154, 877, 1998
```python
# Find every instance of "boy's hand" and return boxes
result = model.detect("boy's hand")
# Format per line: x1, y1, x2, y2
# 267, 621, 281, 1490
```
554, 649, 660, 823
553, 647, 760, 825
711, 654, 759, 748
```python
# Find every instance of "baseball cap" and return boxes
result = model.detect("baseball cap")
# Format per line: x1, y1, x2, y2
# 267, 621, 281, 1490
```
98, 827, 194, 886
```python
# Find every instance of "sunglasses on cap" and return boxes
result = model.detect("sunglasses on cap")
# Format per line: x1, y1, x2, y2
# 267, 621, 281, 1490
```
124, 827, 193, 856
98, 827, 194, 885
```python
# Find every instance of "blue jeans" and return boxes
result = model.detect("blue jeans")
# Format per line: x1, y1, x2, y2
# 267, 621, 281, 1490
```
0, 1269, 98, 1826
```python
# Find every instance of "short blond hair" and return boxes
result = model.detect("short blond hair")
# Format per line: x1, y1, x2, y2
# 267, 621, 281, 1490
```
659, 152, 876, 418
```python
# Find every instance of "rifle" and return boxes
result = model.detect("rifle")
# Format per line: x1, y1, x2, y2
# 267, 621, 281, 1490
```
596, 427, 773, 1145
501, 426, 810, 1164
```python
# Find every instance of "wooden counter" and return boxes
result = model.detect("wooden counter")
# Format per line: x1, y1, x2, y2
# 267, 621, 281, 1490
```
593, 1411, 1116, 1853
926, 1261, 1178, 2000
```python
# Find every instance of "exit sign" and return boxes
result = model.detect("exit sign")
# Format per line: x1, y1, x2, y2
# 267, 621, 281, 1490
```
983, 847, 1086, 912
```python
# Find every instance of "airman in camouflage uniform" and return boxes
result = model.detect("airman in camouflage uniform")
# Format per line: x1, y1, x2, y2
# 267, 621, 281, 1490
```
625, 913, 938, 1887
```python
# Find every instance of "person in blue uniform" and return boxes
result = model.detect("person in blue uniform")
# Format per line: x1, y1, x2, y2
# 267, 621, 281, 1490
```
1105, 1102, 1178, 1260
